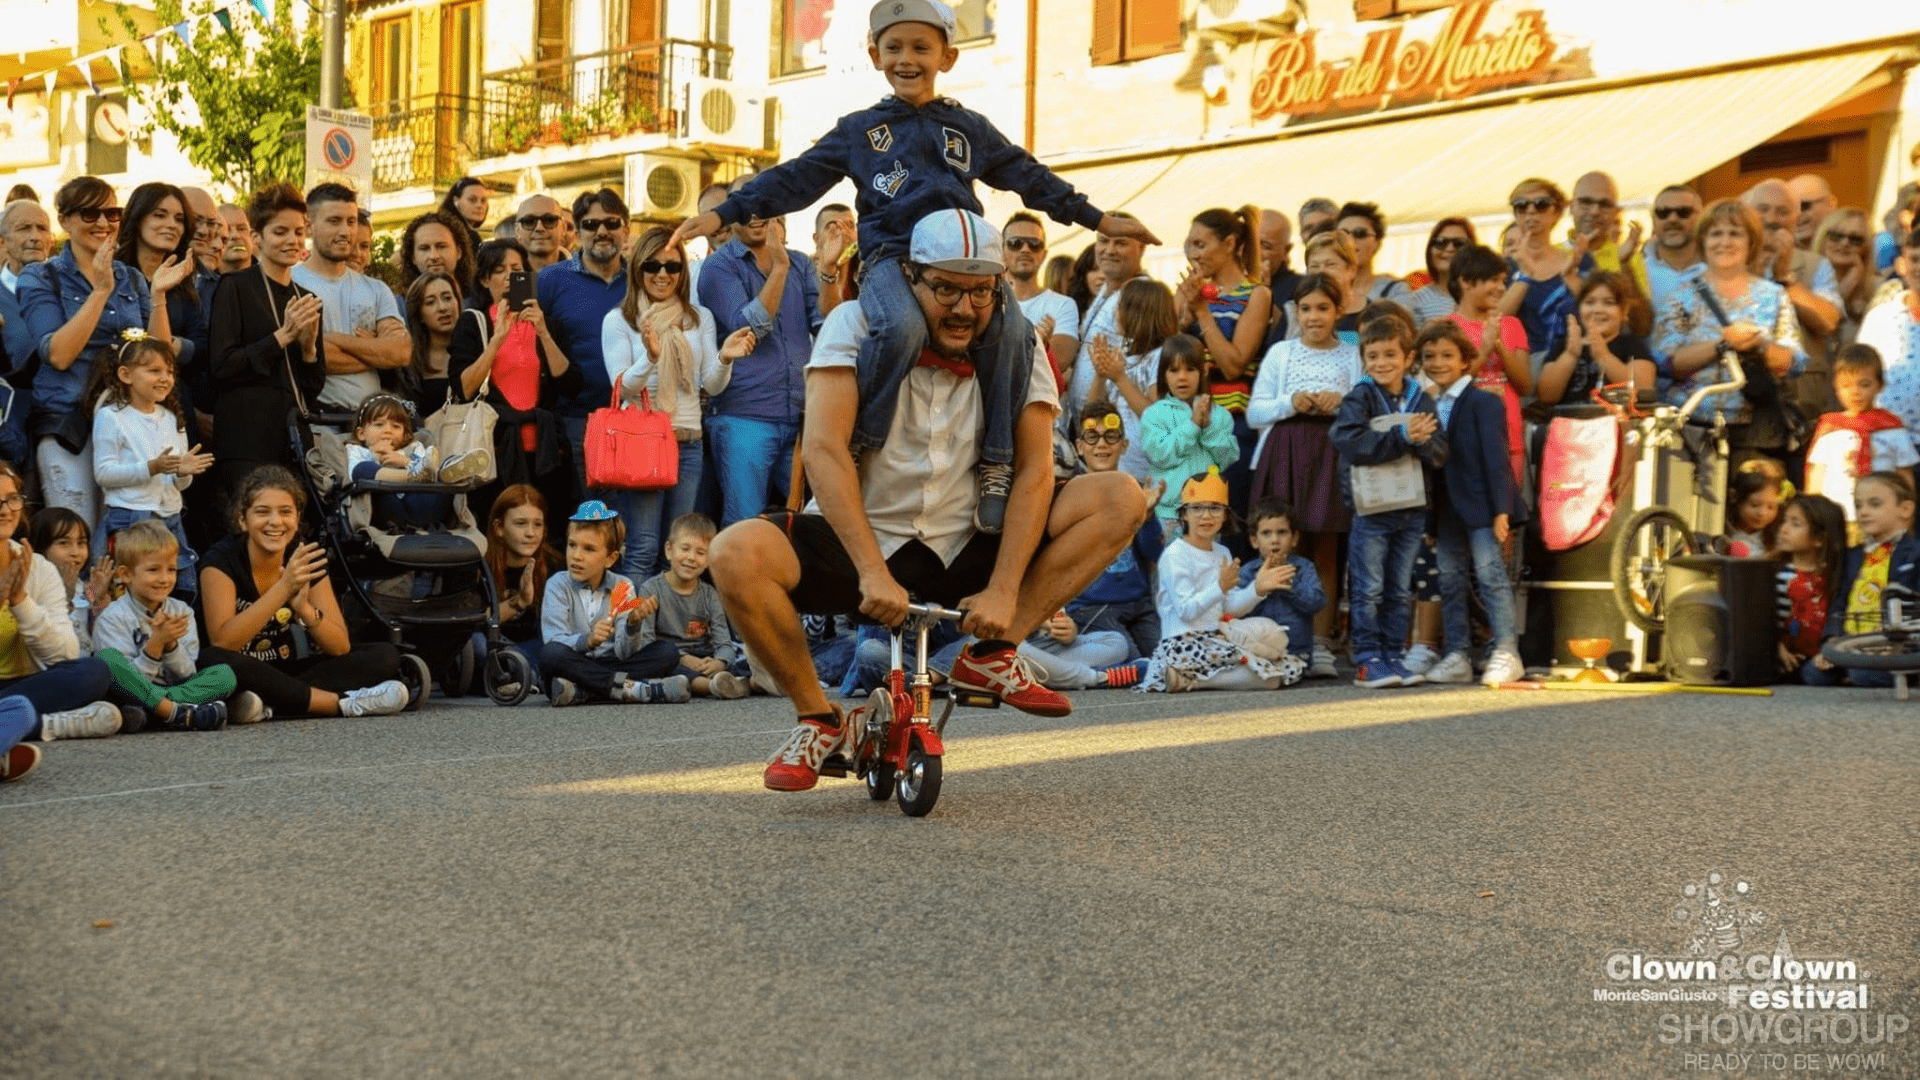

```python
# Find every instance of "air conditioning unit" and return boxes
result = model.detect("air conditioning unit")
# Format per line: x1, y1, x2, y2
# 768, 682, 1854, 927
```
625, 153, 701, 218
1191, 0, 1301, 41
684, 78, 767, 148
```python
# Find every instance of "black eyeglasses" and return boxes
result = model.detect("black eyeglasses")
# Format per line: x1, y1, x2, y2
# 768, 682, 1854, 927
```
640, 259, 685, 275
517, 213, 561, 229
1653, 206, 1696, 221
1430, 237, 1467, 251
1825, 232, 1867, 246
193, 217, 223, 235
72, 207, 123, 225
1078, 429, 1123, 445
1004, 236, 1044, 252
578, 217, 624, 233
1340, 227, 1376, 241
908, 267, 997, 309
1511, 197, 1556, 214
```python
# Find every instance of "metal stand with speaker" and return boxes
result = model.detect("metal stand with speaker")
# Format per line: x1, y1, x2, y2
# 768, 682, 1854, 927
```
1663, 555, 1778, 687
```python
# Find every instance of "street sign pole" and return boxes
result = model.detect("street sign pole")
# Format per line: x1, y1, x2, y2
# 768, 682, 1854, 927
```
318, 0, 344, 109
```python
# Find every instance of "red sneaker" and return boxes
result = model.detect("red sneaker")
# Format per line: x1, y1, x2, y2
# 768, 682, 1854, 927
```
763, 707, 848, 792
1, 742, 41, 782
949, 641, 1073, 717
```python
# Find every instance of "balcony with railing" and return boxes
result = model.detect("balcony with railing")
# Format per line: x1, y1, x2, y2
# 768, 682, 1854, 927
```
368, 39, 730, 193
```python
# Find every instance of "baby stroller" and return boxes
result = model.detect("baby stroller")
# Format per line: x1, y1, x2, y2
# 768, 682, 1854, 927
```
291, 409, 536, 706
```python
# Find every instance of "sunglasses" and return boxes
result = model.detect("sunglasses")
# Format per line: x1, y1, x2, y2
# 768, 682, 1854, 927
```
1004, 236, 1044, 252
1510, 197, 1557, 214
1430, 237, 1468, 251
517, 213, 561, 229
640, 259, 685, 275
578, 217, 624, 233
1825, 232, 1867, 246
72, 206, 124, 225
1341, 227, 1376, 241
1077, 429, 1124, 445
1653, 206, 1696, 220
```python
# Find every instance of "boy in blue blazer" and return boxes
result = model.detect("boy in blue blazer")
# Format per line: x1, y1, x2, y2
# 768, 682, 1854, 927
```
1415, 321, 1522, 687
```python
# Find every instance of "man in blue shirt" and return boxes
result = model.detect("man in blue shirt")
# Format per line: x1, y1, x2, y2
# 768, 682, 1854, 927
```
536, 187, 631, 503
696, 205, 821, 526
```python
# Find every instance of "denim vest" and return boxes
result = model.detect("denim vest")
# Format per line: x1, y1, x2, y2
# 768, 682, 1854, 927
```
850, 267, 1032, 466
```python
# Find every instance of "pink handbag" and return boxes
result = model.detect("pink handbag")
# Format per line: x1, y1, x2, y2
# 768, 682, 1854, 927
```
1537, 412, 1620, 551
584, 387, 679, 491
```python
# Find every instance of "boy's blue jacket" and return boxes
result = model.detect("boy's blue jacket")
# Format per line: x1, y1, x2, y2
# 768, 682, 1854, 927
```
1824, 532, 1920, 640
1329, 377, 1449, 511
1434, 383, 1520, 528
714, 96, 1107, 265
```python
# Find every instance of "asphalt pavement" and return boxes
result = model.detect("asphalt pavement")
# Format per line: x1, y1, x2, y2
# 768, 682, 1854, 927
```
2, 681, 1915, 1078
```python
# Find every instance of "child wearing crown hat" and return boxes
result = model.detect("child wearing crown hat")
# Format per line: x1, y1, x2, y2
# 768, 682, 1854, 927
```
1139, 467, 1304, 693
538, 500, 689, 706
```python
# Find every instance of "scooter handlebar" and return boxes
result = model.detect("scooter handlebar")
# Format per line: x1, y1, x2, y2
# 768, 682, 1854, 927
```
1674, 350, 1748, 424
905, 602, 967, 623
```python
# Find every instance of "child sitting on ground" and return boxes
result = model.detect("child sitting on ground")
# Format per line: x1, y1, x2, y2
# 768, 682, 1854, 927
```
1770, 494, 1847, 681
1237, 499, 1325, 673
29, 509, 112, 652
1140, 467, 1303, 693
1062, 401, 1164, 673
639, 513, 750, 700
1808, 471, 1920, 688
1724, 459, 1787, 556
674, 0, 1156, 533
345, 394, 490, 530
1415, 320, 1523, 686
93, 520, 268, 730
1330, 316, 1448, 688
539, 501, 688, 706
1805, 343, 1917, 539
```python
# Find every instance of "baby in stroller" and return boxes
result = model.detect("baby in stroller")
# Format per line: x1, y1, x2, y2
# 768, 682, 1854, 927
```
346, 395, 491, 530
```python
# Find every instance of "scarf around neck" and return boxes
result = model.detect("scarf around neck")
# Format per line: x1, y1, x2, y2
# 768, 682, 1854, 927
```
641, 298, 699, 437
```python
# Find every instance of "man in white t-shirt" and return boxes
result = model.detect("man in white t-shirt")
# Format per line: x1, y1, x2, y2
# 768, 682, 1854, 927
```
292, 183, 409, 410
1004, 212, 1078, 375
710, 209, 1146, 794
1073, 218, 1150, 422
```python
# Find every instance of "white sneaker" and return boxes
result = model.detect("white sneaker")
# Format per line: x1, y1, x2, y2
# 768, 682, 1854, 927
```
38, 701, 122, 741
228, 691, 271, 724
339, 679, 411, 717
1402, 643, 1441, 676
1426, 651, 1475, 684
1481, 648, 1525, 687
437, 448, 492, 485
708, 671, 750, 699
1309, 641, 1339, 679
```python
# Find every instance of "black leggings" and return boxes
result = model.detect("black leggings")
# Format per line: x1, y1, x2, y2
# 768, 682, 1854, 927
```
199, 643, 402, 718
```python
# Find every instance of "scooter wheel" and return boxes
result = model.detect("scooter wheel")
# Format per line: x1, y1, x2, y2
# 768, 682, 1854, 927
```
1611, 506, 1698, 633
861, 689, 894, 801
896, 731, 942, 817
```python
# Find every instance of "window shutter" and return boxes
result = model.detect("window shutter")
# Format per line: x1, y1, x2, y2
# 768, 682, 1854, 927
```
1123, 0, 1184, 60
1090, 0, 1123, 66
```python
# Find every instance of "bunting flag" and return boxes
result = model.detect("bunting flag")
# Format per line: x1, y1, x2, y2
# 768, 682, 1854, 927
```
75, 56, 99, 95
4, 78, 16, 110
172, 19, 194, 45
212, 9, 233, 35
248, 0, 271, 19
0, 3, 239, 108
40, 71, 55, 96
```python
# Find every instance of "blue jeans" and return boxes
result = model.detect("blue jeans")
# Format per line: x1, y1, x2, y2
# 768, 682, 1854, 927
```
706, 413, 797, 528
1435, 517, 1517, 656
96, 506, 197, 584
1068, 596, 1162, 660
612, 439, 706, 577
1798, 656, 1895, 688
0, 695, 36, 754
0, 658, 113, 724
1348, 508, 1424, 660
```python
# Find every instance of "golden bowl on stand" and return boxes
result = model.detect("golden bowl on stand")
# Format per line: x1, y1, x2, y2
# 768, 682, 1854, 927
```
1567, 637, 1613, 683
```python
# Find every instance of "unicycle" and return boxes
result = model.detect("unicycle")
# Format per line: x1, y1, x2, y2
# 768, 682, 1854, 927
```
818, 603, 994, 817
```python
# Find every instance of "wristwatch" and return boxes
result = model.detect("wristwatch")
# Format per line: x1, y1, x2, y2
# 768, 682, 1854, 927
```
817, 268, 838, 284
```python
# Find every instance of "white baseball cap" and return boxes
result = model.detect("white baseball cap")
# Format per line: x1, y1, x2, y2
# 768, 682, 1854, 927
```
909, 209, 1003, 276
870, 0, 957, 41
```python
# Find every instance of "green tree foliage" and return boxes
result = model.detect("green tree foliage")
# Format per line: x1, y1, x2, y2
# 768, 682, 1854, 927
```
116, 0, 322, 195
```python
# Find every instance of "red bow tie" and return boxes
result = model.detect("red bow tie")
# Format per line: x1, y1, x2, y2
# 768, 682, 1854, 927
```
916, 349, 975, 378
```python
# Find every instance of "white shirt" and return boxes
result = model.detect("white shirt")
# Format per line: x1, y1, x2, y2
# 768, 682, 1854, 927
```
1856, 293, 1920, 433
600, 304, 733, 431
806, 302, 1060, 565
1018, 289, 1080, 347
1155, 535, 1260, 639
292, 261, 404, 409
1806, 423, 1920, 522
1245, 337, 1362, 463
1072, 277, 1145, 424
92, 402, 192, 513
0, 265, 16, 293
1114, 346, 1162, 481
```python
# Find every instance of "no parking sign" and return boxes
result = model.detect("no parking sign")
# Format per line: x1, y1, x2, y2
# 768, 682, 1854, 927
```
305, 105, 373, 197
